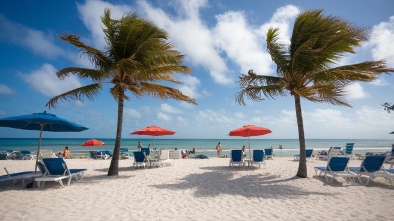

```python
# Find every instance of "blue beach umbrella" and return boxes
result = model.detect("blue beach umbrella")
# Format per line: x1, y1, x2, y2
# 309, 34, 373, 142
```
0, 111, 88, 173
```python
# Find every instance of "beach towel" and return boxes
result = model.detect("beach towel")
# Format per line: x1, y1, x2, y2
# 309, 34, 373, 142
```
194, 154, 209, 159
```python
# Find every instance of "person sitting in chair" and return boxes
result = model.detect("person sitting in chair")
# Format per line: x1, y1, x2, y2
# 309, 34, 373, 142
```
56, 146, 70, 158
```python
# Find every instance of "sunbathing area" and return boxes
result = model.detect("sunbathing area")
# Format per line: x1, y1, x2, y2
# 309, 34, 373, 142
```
1, 155, 393, 221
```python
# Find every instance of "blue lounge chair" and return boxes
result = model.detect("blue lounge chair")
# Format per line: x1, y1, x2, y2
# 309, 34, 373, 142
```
20, 150, 35, 160
348, 155, 392, 185
294, 149, 314, 161
229, 150, 244, 167
344, 143, 355, 159
141, 148, 151, 159
1, 168, 43, 187
34, 158, 86, 188
314, 157, 356, 183
264, 148, 274, 160
132, 152, 147, 169
250, 149, 265, 169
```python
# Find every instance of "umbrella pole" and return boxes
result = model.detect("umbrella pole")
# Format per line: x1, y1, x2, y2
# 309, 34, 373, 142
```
248, 136, 251, 160
34, 124, 44, 174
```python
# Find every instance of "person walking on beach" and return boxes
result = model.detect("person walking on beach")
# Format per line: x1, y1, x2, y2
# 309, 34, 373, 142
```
216, 142, 222, 157
241, 145, 246, 158
137, 141, 142, 151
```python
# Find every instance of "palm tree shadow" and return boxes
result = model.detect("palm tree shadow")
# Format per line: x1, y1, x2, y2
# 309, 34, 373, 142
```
150, 166, 328, 199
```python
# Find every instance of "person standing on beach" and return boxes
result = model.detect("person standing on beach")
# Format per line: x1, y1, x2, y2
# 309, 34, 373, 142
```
216, 142, 222, 157
137, 141, 142, 151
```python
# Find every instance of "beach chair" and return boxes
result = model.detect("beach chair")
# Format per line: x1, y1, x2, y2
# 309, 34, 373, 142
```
96, 150, 111, 160
314, 157, 356, 183
229, 150, 244, 167
250, 149, 266, 169
39, 149, 56, 159
294, 149, 314, 161
318, 147, 341, 160
20, 150, 35, 160
35, 158, 86, 188
348, 155, 392, 185
120, 148, 130, 159
132, 152, 147, 169
150, 150, 173, 167
1, 168, 43, 187
264, 148, 274, 160
344, 143, 355, 159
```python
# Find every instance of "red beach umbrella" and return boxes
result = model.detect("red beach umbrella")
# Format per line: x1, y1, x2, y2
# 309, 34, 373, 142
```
229, 125, 272, 159
131, 125, 175, 148
81, 139, 105, 146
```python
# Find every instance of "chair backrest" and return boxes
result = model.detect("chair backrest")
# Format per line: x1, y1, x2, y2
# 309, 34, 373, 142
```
159, 150, 170, 160
133, 152, 145, 163
253, 150, 264, 162
327, 157, 350, 171
264, 148, 273, 156
305, 149, 313, 158
328, 147, 341, 158
360, 155, 386, 172
20, 150, 31, 155
345, 143, 354, 154
141, 148, 150, 156
231, 150, 242, 162
120, 148, 128, 153
40, 149, 55, 158
42, 158, 69, 176
37, 161, 48, 175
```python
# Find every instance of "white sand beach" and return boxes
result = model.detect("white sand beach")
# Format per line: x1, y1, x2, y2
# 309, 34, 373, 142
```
1, 157, 393, 221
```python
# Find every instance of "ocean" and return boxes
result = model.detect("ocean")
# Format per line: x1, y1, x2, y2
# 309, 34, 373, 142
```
1, 138, 393, 158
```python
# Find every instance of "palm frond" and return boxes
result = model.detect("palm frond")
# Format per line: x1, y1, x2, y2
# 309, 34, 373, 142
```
266, 28, 290, 76
46, 83, 103, 108
58, 34, 112, 70
236, 70, 286, 105
137, 83, 196, 104
57, 67, 110, 82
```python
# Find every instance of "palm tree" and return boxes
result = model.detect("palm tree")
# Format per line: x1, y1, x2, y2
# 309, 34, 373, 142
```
46, 9, 196, 176
236, 10, 393, 178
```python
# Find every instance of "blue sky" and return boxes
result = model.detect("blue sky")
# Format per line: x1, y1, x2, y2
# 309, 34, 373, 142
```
0, 0, 394, 139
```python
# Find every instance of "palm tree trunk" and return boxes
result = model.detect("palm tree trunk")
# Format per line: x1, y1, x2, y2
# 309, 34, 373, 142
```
294, 94, 307, 178
107, 90, 125, 176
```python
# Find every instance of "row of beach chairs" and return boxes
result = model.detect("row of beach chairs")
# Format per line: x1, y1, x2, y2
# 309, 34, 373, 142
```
1, 157, 86, 188
314, 155, 394, 185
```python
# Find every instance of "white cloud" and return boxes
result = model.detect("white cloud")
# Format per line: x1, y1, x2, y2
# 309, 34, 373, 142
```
0, 84, 13, 94
161, 103, 183, 114
157, 112, 172, 121
370, 76, 389, 86
345, 83, 369, 99
235, 112, 245, 118
179, 102, 196, 109
138, 0, 232, 85
258, 5, 300, 44
177, 75, 201, 99
124, 108, 141, 118
196, 109, 233, 123
0, 15, 64, 58
20, 63, 81, 97
177, 116, 187, 122
367, 16, 394, 67
76, 0, 133, 50
214, 11, 273, 75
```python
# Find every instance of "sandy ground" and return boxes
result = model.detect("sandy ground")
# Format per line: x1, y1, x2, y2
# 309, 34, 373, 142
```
1, 157, 393, 221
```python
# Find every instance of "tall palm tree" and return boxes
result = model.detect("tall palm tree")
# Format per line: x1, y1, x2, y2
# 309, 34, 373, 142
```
236, 10, 393, 178
46, 9, 196, 176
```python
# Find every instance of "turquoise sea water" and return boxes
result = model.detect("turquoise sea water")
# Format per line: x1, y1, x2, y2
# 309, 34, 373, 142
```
1, 138, 393, 158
